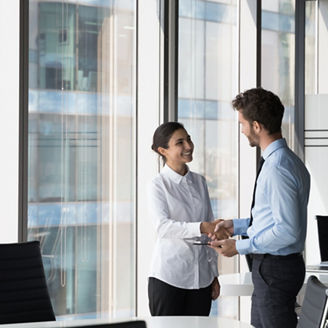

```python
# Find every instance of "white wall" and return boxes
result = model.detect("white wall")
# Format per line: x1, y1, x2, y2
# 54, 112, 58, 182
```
137, 0, 163, 316
0, 0, 20, 242
238, 0, 258, 322
305, 95, 328, 264
304, 0, 328, 265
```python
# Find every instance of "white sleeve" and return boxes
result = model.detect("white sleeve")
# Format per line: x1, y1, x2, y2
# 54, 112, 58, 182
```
148, 179, 202, 239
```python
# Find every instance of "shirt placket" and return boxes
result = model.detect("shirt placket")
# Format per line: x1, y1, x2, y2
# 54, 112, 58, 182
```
184, 177, 200, 288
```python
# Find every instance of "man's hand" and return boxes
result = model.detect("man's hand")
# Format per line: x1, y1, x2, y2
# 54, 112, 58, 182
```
207, 219, 233, 241
210, 239, 238, 257
211, 277, 220, 300
200, 219, 230, 239
215, 219, 234, 235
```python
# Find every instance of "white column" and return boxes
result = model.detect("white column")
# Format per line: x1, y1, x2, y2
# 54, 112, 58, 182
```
137, 0, 164, 316
239, 0, 258, 323
0, 0, 20, 242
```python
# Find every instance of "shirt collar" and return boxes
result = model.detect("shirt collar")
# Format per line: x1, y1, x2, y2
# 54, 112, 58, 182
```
161, 164, 191, 184
262, 138, 287, 160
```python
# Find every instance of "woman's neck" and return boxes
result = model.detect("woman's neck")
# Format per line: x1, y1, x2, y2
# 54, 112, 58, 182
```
166, 162, 188, 176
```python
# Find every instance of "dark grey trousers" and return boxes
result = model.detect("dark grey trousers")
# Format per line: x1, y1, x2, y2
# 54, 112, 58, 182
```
251, 253, 305, 328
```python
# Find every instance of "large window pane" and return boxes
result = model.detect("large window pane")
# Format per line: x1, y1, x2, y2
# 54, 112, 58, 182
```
28, 0, 136, 319
178, 0, 238, 318
261, 0, 295, 149
305, 0, 315, 96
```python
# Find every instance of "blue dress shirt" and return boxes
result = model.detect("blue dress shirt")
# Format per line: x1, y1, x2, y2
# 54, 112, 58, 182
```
234, 138, 311, 255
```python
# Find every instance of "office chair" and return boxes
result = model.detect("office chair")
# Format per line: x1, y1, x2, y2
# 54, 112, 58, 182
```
0, 241, 56, 324
297, 275, 328, 328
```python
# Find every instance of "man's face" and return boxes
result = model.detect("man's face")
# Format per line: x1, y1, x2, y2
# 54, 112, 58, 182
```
238, 110, 259, 147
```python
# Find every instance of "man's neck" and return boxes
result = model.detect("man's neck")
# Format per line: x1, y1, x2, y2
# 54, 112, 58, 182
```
260, 132, 283, 151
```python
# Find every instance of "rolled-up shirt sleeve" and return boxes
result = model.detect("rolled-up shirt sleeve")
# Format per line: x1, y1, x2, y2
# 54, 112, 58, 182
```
149, 180, 202, 239
230, 139, 310, 256
250, 167, 300, 253
237, 167, 301, 255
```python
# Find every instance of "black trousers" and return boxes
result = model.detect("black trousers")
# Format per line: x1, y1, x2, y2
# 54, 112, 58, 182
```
251, 253, 305, 328
148, 277, 212, 316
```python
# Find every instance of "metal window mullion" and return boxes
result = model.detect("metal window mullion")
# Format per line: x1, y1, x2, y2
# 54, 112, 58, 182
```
164, 0, 178, 122
295, 0, 306, 161
19, 0, 29, 242
256, 0, 262, 169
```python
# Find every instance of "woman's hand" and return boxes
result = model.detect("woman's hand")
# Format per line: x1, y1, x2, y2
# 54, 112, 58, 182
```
211, 277, 220, 300
200, 219, 222, 234
201, 219, 230, 240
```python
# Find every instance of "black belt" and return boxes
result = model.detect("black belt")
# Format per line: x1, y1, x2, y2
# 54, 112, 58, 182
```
252, 253, 302, 260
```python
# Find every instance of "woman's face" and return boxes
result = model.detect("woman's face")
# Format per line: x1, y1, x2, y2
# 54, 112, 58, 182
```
160, 128, 194, 166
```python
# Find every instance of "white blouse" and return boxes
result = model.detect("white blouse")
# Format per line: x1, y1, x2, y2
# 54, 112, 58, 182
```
148, 165, 218, 289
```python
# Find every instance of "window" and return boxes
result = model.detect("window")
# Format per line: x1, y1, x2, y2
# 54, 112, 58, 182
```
261, 0, 295, 149
178, 0, 239, 317
28, 0, 136, 318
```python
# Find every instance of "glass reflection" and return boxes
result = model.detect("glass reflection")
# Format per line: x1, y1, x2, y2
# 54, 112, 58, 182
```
28, 0, 136, 319
178, 0, 238, 318
261, 0, 295, 149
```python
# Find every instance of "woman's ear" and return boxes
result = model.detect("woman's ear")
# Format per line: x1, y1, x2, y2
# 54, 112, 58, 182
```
157, 146, 167, 157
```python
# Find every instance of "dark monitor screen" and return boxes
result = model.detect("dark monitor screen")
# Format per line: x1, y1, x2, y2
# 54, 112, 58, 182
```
316, 215, 328, 262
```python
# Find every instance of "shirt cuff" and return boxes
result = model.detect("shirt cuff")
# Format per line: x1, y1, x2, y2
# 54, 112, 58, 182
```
233, 218, 250, 236
189, 222, 203, 237
236, 238, 251, 255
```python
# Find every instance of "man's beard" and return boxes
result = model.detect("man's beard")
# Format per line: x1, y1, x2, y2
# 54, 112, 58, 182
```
247, 130, 259, 147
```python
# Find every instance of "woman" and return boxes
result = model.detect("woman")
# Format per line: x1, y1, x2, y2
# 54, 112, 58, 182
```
148, 122, 225, 316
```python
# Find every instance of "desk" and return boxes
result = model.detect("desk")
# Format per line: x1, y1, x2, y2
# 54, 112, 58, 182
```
219, 272, 253, 296
0, 317, 254, 328
219, 270, 328, 296
143, 316, 253, 328
306, 265, 328, 273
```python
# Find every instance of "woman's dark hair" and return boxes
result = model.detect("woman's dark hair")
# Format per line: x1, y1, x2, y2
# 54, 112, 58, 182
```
151, 122, 185, 160
232, 87, 284, 135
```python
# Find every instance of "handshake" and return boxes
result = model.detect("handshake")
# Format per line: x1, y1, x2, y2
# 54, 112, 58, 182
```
200, 219, 238, 257
200, 219, 233, 241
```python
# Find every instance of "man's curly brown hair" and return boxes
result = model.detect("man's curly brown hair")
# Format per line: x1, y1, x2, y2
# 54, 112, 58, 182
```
232, 87, 284, 135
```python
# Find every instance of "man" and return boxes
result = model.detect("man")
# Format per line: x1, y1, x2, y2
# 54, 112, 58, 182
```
211, 88, 310, 328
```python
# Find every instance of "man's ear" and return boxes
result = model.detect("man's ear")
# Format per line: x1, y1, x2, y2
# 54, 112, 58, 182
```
253, 121, 262, 133
157, 146, 167, 157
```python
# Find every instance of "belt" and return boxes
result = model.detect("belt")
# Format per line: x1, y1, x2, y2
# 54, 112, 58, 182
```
252, 253, 302, 260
